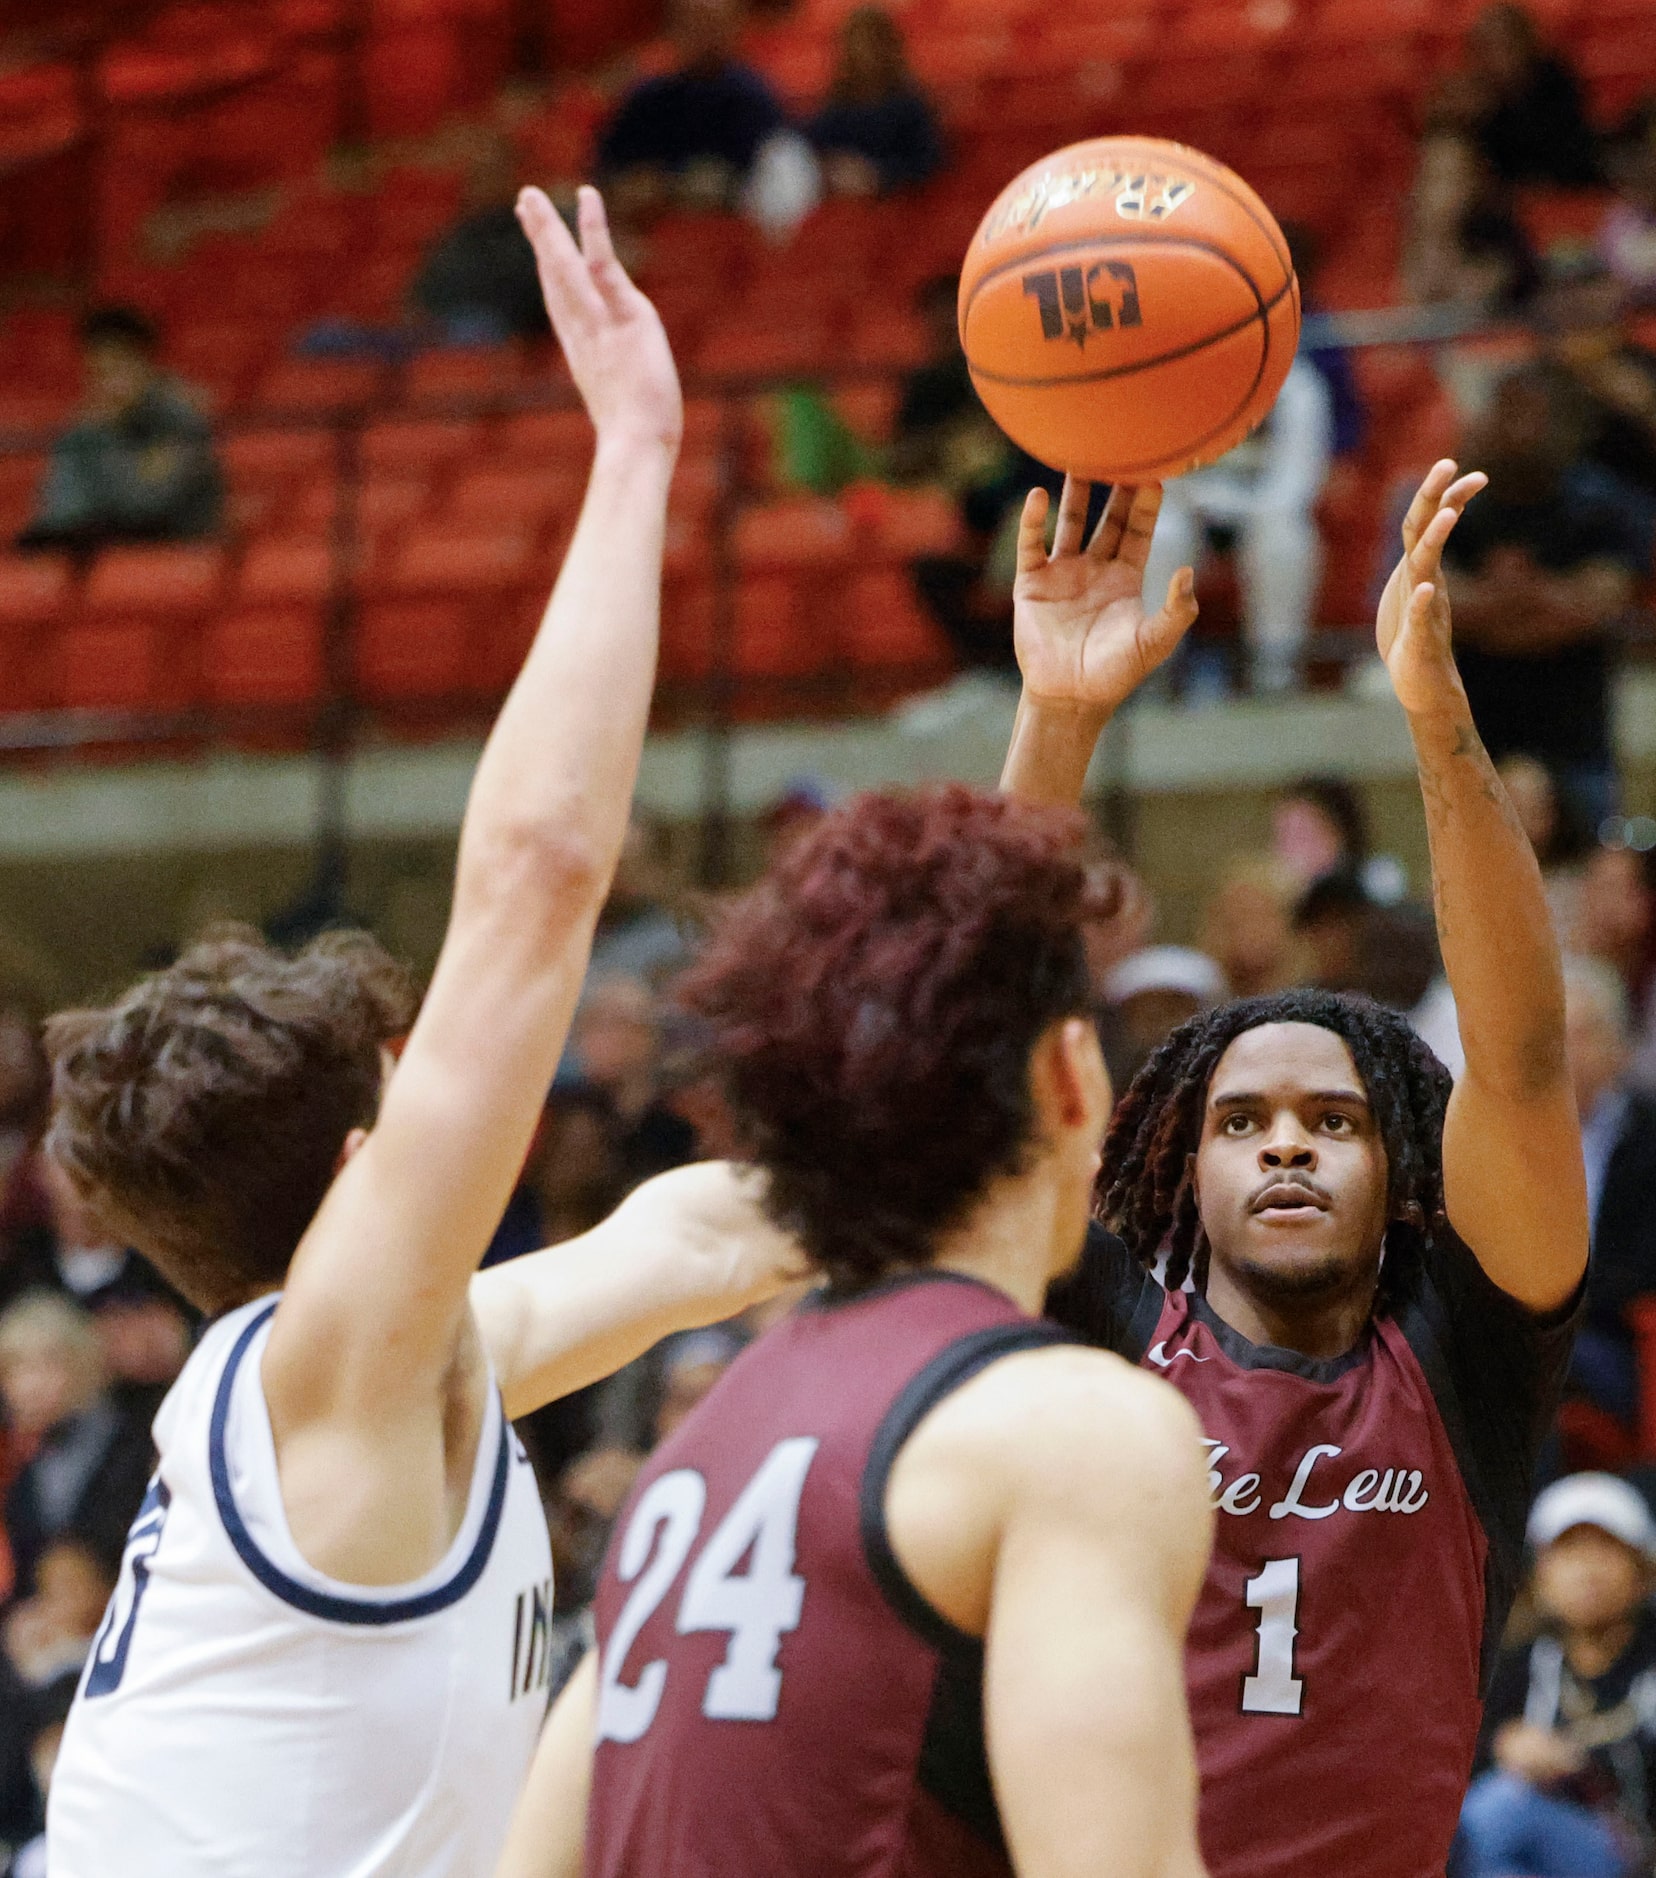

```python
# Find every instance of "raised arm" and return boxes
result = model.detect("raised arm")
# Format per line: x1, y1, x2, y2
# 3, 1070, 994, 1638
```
264, 186, 683, 1578
1378, 460, 1588, 1311
471, 1162, 803, 1421
1000, 479, 1198, 807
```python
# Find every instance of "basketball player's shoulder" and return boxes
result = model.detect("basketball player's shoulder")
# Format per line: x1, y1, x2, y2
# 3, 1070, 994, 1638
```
922, 1339, 1209, 1538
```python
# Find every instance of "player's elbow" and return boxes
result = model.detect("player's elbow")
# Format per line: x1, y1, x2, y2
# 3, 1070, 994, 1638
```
460, 817, 610, 926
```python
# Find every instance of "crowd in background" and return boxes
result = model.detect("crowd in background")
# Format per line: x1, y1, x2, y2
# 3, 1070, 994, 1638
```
4, 0, 1656, 1870
0, 761, 1653, 1867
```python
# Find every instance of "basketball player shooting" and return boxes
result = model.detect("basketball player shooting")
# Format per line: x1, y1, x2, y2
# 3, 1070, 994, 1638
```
1003, 461, 1589, 1878
41, 186, 794, 1878
496, 786, 1213, 1878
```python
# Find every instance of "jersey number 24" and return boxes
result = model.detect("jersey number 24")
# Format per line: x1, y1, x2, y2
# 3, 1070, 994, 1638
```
598, 1437, 819, 1745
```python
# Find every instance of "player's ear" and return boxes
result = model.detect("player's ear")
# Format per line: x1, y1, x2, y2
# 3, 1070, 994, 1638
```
335, 1126, 371, 1174
1040, 1017, 1111, 1132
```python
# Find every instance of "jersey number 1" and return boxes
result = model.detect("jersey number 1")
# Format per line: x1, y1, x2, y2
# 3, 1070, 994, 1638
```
1241, 1557, 1304, 1716
598, 1437, 819, 1745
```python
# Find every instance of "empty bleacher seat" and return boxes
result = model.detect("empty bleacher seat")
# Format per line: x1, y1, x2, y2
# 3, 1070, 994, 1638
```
83, 545, 226, 617
203, 606, 325, 705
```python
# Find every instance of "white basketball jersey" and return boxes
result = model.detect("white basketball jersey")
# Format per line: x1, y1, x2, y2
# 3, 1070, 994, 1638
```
48, 1297, 556, 1878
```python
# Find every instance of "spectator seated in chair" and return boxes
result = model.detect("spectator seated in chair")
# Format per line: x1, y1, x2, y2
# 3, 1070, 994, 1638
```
1434, 0, 1601, 190
805, 6, 943, 198
1560, 955, 1656, 1428
1602, 99, 1656, 310
1459, 1474, 1656, 1878
17, 307, 222, 558
409, 133, 551, 346
596, 0, 789, 220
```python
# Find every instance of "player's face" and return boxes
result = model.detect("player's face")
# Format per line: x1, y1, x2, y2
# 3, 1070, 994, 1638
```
1193, 1023, 1390, 1306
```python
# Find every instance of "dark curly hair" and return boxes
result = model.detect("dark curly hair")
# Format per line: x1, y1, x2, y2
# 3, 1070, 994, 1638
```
1099, 987, 1453, 1299
677, 785, 1119, 1289
44, 926, 417, 1314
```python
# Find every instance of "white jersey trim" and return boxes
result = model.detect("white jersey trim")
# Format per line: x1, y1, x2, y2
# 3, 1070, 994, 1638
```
209, 1300, 511, 1625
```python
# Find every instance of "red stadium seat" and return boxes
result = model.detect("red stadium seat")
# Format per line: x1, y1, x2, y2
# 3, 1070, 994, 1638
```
52, 622, 198, 712
841, 567, 953, 673
867, 487, 967, 561
360, 417, 480, 479
380, 527, 536, 597
0, 553, 73, 628
237, 537, 335, 607
203, 606, 325, 706
83, 545, 226, 617
221, 429, 337, 492
732, 499, 856, 573
445, 466, 584, 530
659, 576, 718, 684
733, 574, 836, 680
0, 457, 47, 541
254, 358, 388, 417
696, 324, 840, 380
491, 408, 593, 468
404, 345, 536, 407
353, 598, 475, 700
1306, 0, 1434, 43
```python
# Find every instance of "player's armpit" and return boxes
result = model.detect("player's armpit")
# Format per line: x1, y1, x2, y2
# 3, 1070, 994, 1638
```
495, 1652, 597, 1878
983, 1359, 1212, 1878
472, 1162, 806, 1421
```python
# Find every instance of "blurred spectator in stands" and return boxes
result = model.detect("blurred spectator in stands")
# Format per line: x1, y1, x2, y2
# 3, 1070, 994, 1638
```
525, 1085, 627, 1250
1460, 1474, 1656, 1878
0, 1293, 151, 1600
758, 779, 833, 865
653, 1325, 745, 1443
3, 1532, 117, 1688
1099, 947, 1225, 1088
1536, 252, 1656, 552
588, 818, 690, 989
597, 0, 789, 219
806, 6, 942, 198
1401, 128, 1540, 314
1142, 354, 1333, 695
1285, 224, 1366, 459
0, 1647, 43, 1860
892, 274, 1055, 682
409, 133, 549, 345
1439, 2, 1600, 188
1271, 775, 1408, 905
1574, 842, 1656, 1094
1443, 365, 1643, 832
86, 1268, 191, 1436
1199, 856, 1304, 1000
17, 308, 222, 556
1498, 751, 1592, 938
0, 1016, 52, 1314
1603, 99, 1656, 307
7, 1670, 79, 1878
1292, 870, 1375, 995
1556, 956, 1656, 1425
568, 978, 696, 1187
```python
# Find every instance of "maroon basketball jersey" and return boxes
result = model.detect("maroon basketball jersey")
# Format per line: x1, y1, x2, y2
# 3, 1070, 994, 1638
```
1048, 1223, 1579, 1878
585, 1272, 1069, 1878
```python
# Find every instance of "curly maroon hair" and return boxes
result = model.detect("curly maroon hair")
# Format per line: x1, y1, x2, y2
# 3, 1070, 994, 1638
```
677, 785, 1116, 1288
43, 927, 417, 1314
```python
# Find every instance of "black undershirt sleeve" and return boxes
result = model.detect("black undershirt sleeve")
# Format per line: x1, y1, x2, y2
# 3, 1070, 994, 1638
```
1043, 1222, 1164, 1361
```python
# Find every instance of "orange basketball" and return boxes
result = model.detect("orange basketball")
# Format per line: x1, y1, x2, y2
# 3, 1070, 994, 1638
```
958, 137, 1300, 483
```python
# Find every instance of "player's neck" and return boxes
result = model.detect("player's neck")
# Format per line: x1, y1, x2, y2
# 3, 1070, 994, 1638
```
1203, 1264, 1378, 1362
928, 1168, 1075, 1316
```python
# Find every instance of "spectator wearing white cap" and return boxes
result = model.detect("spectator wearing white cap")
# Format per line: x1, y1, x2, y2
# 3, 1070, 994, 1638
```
1457, 1472, 1656, 1878
1099, 944, 1226, 1088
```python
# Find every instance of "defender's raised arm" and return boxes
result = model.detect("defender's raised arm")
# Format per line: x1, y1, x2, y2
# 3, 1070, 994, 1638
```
265, 184, 683, 1584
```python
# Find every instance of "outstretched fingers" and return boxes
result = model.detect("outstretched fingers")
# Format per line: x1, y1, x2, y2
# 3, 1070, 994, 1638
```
1153, 566, 1200, 646
1017, 487, 1053, 576
1115, 484, 1163, 572
1409, 471, 1485, 585
1087, 484, 1135, 562
576, 185, 637, 321
1052, 476, 1092, 558
517, 186, 602, 332
1401, 459, 1460, 553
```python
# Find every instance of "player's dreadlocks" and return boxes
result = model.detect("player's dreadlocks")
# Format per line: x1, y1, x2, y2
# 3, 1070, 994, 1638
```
1099, 988, 1453, 1299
